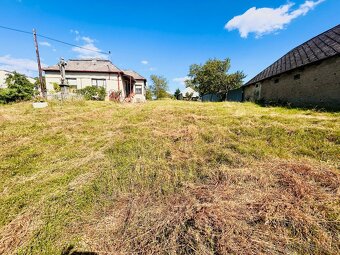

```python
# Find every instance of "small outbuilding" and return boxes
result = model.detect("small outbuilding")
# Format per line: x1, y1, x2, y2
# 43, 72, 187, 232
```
243, 24, 340, 109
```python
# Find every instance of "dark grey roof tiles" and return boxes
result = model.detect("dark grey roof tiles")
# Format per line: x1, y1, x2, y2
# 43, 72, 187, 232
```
245, 24, 340, 86
123, 70, 146, 80
43, 59, 123, 73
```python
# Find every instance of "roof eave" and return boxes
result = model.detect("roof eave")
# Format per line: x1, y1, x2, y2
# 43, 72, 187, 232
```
43, 69, 123, 74
244, 54, 340, 87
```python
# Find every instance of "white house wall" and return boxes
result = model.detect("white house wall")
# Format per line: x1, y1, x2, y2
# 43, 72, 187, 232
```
133, 80, 146, 102
45, 71, 146, 102
0, 70, 8, 88
45, 71, 124, 93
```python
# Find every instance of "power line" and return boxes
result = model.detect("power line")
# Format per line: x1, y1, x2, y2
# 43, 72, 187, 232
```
0, 25, 32, 35
0, 25, 110, 55
37, 34, 110, 55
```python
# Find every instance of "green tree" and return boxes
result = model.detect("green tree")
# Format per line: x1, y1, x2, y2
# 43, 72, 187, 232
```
145, 87, 153, 100
186, 58, 245, 97
174, 88, 181, 100
0, 72, 35, 104
150, 75, 169, 99
185, 92, 194, 100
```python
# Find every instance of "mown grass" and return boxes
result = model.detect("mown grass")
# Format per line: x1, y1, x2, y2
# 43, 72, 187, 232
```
0, 100, 339, 254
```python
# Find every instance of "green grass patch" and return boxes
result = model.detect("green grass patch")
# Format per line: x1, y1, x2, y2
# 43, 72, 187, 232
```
0, 100, 339, 254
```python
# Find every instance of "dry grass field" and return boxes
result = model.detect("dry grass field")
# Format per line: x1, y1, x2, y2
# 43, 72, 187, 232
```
0, 100, 339, 254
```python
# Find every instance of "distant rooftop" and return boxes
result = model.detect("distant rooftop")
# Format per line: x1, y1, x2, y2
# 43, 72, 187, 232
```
183, 87, 199, 97
245, 24, 340, 86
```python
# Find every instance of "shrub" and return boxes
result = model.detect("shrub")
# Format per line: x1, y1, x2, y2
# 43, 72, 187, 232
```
0, 72, 35, 104
53, 82, 61, 92
77, 86, 106, 101
0, 88, 17, 104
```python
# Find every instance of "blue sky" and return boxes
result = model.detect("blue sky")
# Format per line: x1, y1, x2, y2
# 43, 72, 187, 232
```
0, 0, 339, 92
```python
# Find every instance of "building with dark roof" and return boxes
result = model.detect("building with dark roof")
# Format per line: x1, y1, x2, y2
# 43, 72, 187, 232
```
243, 24, 340, 109
43, 59, 147, 102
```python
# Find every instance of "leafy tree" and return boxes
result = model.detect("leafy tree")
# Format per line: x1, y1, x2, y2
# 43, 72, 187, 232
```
78, 86, 106, 101
166, 92, 175, 100
145, 87, 153, 100
174, 88, 181, 100
0, 72, 35, 104
150, 75, 169, 99
185, 92, 194, 100
186, 58, 245, 97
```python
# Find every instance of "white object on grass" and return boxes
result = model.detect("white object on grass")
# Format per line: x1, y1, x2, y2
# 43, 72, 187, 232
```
32, 102, 48, 109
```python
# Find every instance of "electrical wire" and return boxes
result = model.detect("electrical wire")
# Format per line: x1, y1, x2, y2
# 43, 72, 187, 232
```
0, 25, 110, 55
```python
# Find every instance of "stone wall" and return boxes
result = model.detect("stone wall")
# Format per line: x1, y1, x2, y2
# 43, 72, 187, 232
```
244, 55, 340, 109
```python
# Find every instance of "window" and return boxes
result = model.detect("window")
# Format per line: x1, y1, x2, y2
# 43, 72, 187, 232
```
66, 78, 77, 86
294, 74, 301, 80
66, 78, 78, 92
135, 85, 142, 94
92, 79, 106, 88
274, 79, 280, 84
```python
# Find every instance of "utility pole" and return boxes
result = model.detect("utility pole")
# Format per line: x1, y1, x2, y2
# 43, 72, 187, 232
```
33, 29, 45, 97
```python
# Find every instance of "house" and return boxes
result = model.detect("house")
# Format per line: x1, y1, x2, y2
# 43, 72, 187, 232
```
181, 87, 200, 101
43, 59, 147, 102
0, 70, 36, 88
122, 70, 148, 102
243, 24, 340, 109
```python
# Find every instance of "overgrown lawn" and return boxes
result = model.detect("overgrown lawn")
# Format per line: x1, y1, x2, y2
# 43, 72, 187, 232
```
0, 100, 339, 254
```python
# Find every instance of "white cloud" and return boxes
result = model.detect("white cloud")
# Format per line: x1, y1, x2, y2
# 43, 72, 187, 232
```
70, 29, 81, 41
70, 29, 79, 35
173, 76, 189, 85
72, 36, 107, 59
39, 41, 52, 47
81, 36, 94, 44
40, 41, 57, 52
141, 60, 149, 65
0, 55, 46, 77
149, 67, 156, 71
225, 0, 324, 38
